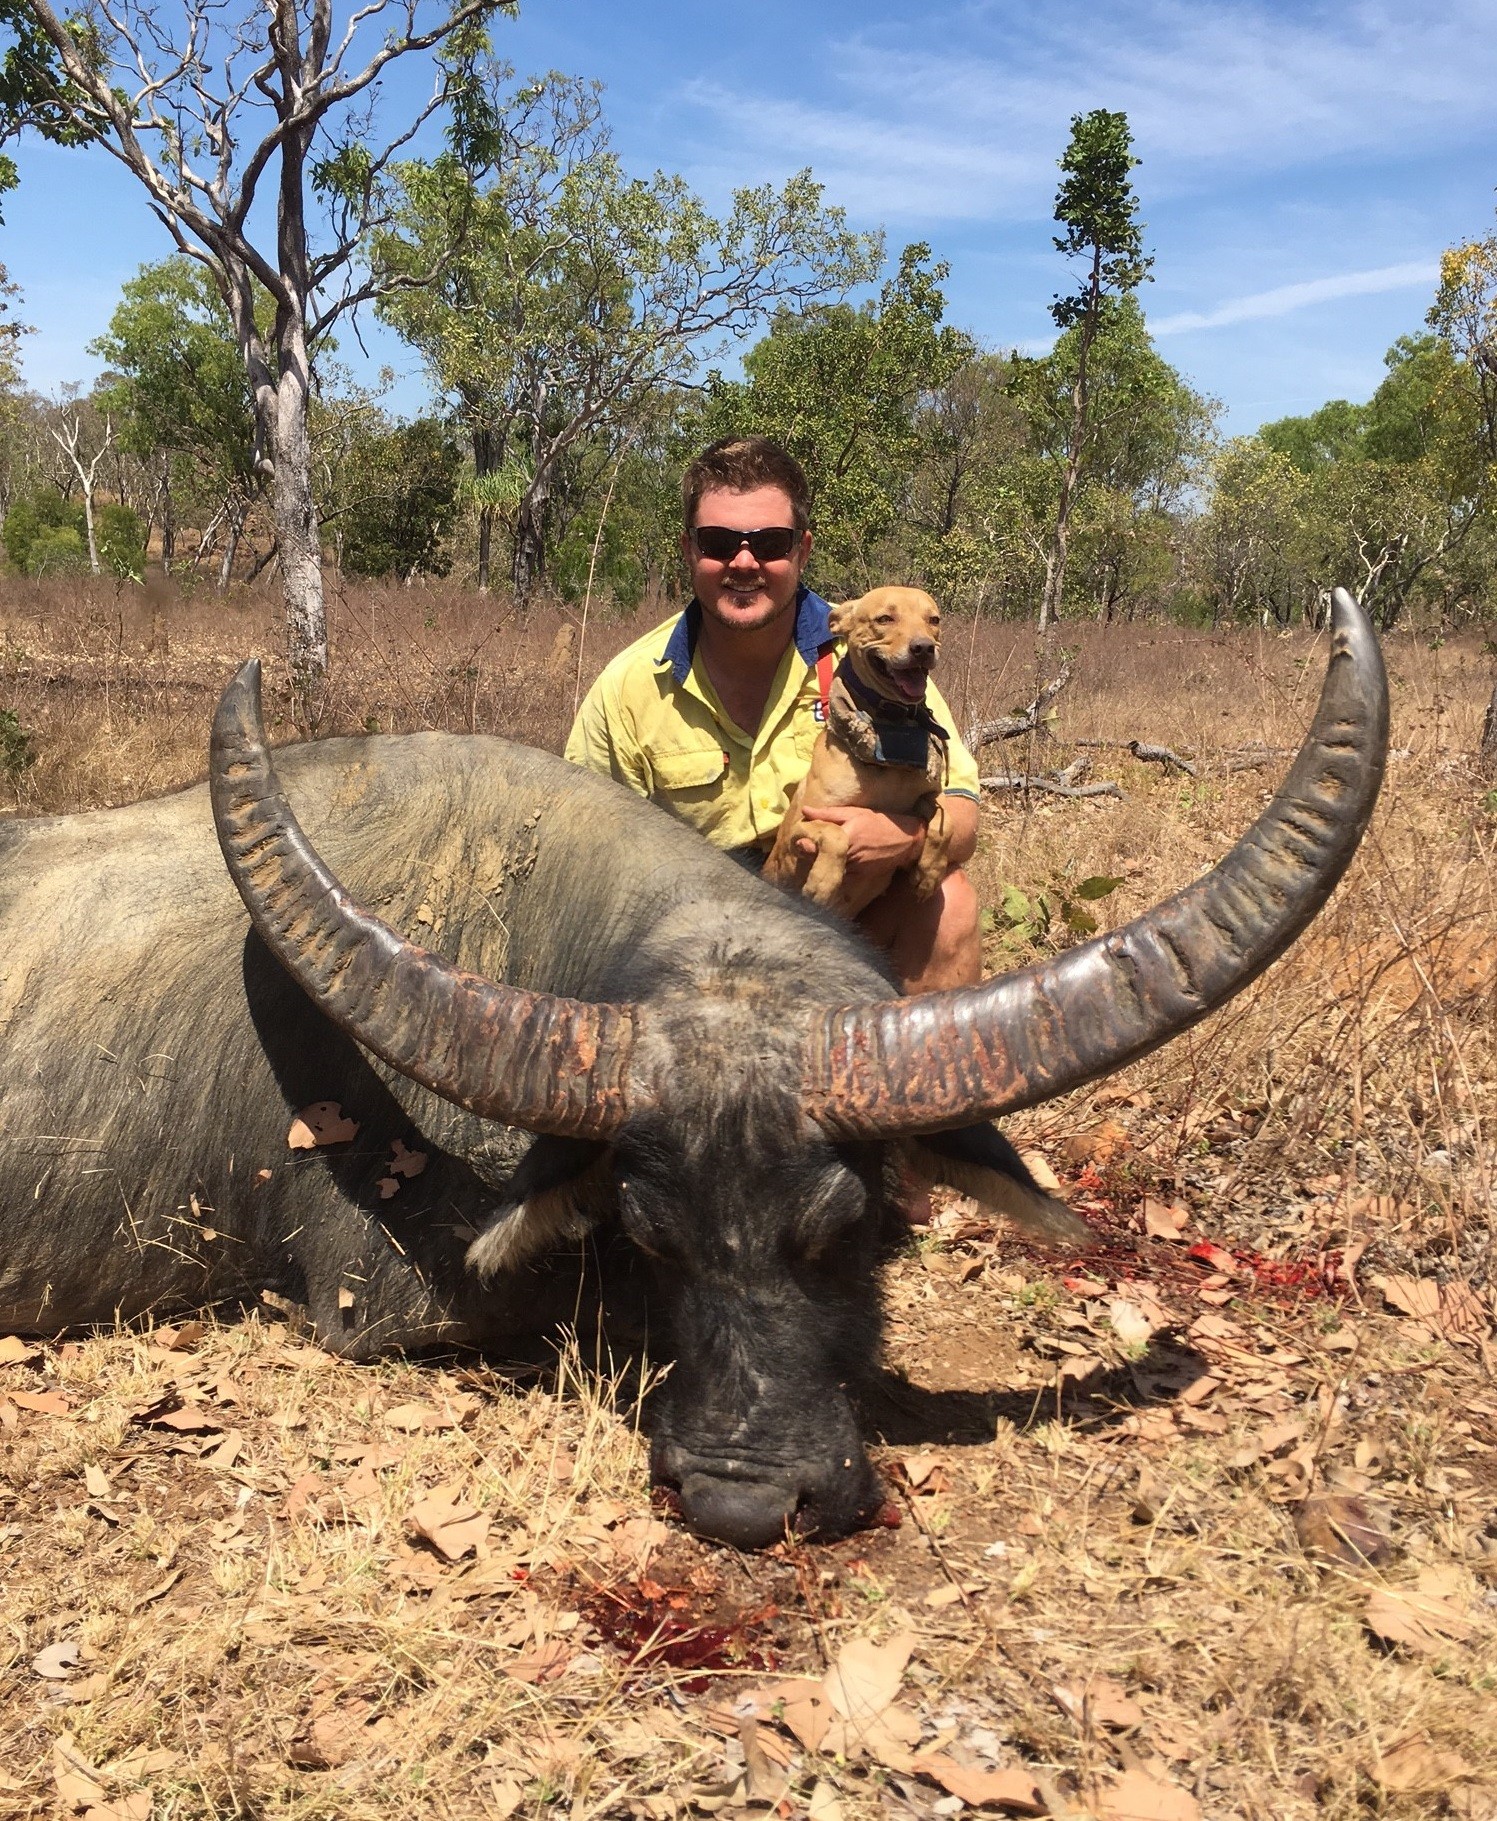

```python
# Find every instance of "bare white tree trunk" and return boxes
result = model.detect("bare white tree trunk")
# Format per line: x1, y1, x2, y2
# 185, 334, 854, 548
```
50, 413, 114, 576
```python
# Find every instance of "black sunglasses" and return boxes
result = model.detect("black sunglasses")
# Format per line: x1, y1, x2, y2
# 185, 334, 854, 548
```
691, 525, 800, 564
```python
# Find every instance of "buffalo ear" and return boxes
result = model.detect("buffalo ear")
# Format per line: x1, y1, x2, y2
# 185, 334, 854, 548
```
466, 1137, 614, 1278
904, 1125, 1092, 1248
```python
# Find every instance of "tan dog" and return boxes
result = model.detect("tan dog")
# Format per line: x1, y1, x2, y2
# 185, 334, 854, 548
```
766, 586, 953, 917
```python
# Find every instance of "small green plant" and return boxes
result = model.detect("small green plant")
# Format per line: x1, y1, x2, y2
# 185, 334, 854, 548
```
1480, 789, 1497, 820
991, 869, 1123, 953
0, 707, 34, 781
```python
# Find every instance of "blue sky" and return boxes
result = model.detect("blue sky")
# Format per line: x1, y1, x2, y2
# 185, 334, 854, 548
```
7, 0, 1497, 435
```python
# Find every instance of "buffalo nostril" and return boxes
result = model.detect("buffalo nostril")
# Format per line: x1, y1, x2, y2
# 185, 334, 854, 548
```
677, 1473, 796, 1551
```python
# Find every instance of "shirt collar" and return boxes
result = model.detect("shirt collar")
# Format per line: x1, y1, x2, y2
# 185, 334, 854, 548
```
656, 587, 835, 685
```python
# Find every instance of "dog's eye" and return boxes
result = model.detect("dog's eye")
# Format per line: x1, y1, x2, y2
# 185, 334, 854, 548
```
875, 614, 894, 627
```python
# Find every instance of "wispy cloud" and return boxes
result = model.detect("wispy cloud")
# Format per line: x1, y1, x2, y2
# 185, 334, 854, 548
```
1149, 261, 1439, 335
675, 0, 1497, 225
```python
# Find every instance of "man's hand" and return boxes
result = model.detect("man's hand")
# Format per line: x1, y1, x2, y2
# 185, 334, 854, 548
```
795, 805, 924, 884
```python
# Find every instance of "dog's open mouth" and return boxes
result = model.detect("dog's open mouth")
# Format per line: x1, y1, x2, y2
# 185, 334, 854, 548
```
867, 651, 933, 703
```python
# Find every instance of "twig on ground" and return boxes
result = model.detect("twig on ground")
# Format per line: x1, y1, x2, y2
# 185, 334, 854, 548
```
981, 770, 1123, 801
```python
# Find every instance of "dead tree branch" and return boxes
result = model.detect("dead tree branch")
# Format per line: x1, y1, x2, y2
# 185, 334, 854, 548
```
965, 661, 1073, 752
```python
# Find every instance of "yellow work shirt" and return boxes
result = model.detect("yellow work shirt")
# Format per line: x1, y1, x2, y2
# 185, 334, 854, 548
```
564, 589, 981, 853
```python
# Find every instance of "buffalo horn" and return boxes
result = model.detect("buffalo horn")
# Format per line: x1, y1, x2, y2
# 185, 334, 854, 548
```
210, 660, 643, 1139
804, 587, 1389, 1136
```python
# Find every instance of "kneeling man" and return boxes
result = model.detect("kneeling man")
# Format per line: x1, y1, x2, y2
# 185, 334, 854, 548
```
564, 436, 983, 993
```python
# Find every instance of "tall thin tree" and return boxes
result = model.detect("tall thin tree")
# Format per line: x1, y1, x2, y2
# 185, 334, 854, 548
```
1038, 109, 1152, 631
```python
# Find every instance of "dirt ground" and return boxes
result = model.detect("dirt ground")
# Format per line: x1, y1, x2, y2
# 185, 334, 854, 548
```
1, 581, 1495, 1820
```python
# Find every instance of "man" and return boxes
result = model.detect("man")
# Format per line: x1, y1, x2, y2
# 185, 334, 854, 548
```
564, 437, 983, 992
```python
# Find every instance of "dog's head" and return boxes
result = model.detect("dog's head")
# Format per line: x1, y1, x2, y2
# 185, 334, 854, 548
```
830, 587, 942, 706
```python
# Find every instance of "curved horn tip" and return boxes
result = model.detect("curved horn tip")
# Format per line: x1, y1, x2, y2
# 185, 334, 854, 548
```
213, 658, 268, 753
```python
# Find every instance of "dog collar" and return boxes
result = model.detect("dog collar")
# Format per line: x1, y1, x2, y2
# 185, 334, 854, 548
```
833, 656, 947, 767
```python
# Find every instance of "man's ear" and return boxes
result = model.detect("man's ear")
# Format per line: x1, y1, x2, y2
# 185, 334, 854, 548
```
902, 1125, 1092, 1247
466, 1137, 614, 1278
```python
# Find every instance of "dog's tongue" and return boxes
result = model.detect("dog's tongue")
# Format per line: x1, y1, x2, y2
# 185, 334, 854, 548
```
893, 668, 928, 702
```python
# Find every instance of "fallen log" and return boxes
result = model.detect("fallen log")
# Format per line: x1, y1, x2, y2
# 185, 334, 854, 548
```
966, 661, 1073, 752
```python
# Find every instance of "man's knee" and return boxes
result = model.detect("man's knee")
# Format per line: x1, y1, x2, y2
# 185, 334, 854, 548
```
865, 865, 982, 993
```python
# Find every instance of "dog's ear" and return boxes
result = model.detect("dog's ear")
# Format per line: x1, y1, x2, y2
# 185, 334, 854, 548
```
827, 597, 860, 637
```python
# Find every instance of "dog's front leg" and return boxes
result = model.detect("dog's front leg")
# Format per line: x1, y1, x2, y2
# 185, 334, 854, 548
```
911, 795, 952, 900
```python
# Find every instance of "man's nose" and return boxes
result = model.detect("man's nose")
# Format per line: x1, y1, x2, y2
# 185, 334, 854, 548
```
727, 541, 760, 569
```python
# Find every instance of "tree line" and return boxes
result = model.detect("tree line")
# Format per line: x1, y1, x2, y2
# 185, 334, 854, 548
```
1, 5, 1495, 689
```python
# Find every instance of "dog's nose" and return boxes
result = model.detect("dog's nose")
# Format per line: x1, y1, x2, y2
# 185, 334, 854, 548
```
908, 638, 936, 665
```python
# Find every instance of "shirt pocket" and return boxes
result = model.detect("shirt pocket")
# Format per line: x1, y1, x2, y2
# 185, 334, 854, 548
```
650, 747, 728, 792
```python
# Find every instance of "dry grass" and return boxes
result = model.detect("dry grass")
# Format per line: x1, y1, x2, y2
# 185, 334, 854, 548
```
2, 576, 1496, 1821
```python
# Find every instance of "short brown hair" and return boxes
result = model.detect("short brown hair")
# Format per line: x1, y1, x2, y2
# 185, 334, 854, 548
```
681, 437, 811, 534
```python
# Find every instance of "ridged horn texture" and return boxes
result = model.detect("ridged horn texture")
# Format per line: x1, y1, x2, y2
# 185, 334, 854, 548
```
210, 660, 644, 1139
805, 586, 1389, 1138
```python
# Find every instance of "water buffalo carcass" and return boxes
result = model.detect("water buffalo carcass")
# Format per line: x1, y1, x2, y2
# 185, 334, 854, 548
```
0, 591, 1387, 1547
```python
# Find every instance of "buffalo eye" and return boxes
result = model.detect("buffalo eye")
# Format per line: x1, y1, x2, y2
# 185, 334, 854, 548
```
617, 1180, 673, 1262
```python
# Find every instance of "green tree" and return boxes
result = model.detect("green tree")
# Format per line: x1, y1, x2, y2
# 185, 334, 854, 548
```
702, 243, 975, 595
1194, 439, 1309, 627
1037, 109, 1153, 630
90, 258, 258, 584
333, 416, 462, 580
2, 482, 84, 574
1260, 397, 1367, 471
1426, 228, 1497, 767
1009, 297, 1210, 618
376, 82, 880, 598
4, 0, 520, 714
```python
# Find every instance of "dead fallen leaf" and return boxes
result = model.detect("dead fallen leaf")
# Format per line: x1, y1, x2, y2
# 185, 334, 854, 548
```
1108, 1298, 1155, 1350
152, 1320, 206, 1352
1372, 1274, 1441, 1321
83, 1792, 154, 1821
387, 1139, 428, 1179
896, 1452, 946, 1492
1438, 1281, 1489, 1338
1365, 1581, 1477, 1654
82, 1463, 112, 1500
1095, 1767, 1202, 1821
758, 1677, 833, 1752
504, 1639, 571, 1684
923, 1579, 983, 1609
287, 1100, 359, 1150
0, 1334, 40, 1364
34, 1640, 84, 1679
11, 1388, 72, 1417
149, 1403, 223, 1434
824, 1631, 915, 1730
1294, 1494, 1393, 1569
1053, 1676, 1144, 1731
382, 1397, 476, 1433
406, 1483, 489, 1562
132, 1567, 183, 1609
806, 1781, 844, 1821
52, 1734, 106, 1810
918, 1756, 1045, 1814
1141, 1197, 1189, 1240
1373, 1734, 1474, 1792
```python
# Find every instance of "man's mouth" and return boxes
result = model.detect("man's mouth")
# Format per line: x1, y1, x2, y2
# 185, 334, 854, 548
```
867, 652, 932, 702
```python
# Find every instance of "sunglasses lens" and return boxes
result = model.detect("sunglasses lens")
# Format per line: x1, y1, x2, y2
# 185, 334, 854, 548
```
694, 526, 797, 563
749, 528, 796, 561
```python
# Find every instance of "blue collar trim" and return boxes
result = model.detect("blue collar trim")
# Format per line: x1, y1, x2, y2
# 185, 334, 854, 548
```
656, 587, 835, 685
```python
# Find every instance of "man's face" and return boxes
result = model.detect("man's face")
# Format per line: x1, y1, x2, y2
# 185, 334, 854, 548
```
683, 485, 811, 635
